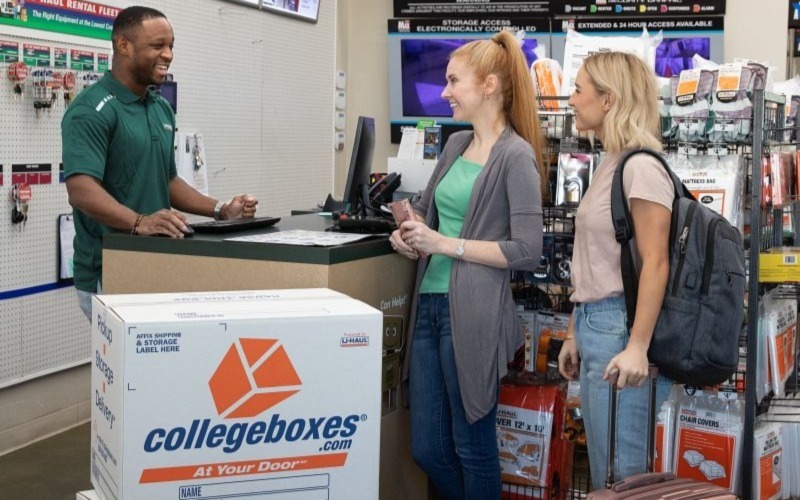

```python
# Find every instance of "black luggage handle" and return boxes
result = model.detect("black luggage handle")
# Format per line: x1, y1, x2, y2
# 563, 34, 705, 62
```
604, 365, 660, 488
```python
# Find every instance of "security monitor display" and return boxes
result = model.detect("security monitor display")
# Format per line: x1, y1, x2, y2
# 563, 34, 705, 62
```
343, 116, 376, 210
400, 38, 540, 118
655, 38, 710, 78
388, 17, 552, 137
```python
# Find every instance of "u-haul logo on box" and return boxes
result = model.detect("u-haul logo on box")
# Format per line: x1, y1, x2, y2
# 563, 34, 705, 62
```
340, 333, 369, 348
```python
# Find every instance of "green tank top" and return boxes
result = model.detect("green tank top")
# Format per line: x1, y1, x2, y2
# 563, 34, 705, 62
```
419, 156, 482, 293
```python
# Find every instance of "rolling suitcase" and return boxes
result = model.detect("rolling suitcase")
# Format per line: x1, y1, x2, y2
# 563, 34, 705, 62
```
587, 367, 737, 499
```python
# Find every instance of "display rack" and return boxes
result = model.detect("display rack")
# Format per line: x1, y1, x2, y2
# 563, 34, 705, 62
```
743, 89, 791, 500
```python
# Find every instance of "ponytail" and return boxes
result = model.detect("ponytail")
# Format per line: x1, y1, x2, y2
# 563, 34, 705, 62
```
492, 31, 546, 196
453, 31, 548, 198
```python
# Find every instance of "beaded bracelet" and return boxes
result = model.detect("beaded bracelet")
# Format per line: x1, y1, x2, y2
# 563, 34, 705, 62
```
131, 214, 145, 235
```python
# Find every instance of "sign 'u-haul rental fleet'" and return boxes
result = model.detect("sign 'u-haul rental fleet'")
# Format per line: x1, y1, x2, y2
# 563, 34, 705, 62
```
90, 289, 382, 500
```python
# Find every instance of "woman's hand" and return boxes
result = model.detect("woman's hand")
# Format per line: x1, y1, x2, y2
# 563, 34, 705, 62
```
400, 220, 441, 256
558, 338, 580, 380
603, 340, 649, 389
558, 314, 579, 380
389, 228, 418, 260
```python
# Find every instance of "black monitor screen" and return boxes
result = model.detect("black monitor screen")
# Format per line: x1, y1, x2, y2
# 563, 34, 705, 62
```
156, 81, 177, 113
343, 116, 376, 209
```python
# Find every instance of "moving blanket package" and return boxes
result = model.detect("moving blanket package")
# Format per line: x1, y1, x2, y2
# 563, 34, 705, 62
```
90, 288, 382, 500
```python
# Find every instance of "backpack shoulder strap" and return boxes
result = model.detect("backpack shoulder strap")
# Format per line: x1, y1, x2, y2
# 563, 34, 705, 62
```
609, 148, 690, 329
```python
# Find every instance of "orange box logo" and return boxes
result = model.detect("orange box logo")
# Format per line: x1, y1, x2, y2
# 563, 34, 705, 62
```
209, 339, 302, 419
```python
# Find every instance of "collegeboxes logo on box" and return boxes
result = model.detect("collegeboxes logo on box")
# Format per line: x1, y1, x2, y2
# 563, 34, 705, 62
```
209, 339, 302, 419
142, 337, 364, 457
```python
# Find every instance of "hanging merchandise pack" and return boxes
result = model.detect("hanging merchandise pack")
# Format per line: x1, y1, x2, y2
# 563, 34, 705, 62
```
654, 395, 678, 474
496, 383, 573, 497
663, 58, 768, 144
669, 68, 717, 143
667, 153, 746, 232
769, 152, 797, 209
759, 400, 800, 499
555, 152, 593, 206
773, 76, 800, 142
560, 28, 662, 98
762, 290, 797, 399
752, 418, 783, 500
530, 46, 563, 110
673, 392, 744, 494
709, 63, 755, 143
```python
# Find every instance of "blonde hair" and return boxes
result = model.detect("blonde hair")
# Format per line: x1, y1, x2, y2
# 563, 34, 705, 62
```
580, 52, 661, 154
452, 31, 547, 196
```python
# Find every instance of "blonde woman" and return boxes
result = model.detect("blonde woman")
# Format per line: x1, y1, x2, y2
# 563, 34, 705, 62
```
389, 30, 545, 499
558, 52, 675, 488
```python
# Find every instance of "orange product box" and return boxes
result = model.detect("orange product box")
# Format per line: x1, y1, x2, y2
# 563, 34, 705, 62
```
497, 382, 572, 499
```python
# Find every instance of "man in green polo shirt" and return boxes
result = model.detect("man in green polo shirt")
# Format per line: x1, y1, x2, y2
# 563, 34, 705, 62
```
62, 6, 258, 319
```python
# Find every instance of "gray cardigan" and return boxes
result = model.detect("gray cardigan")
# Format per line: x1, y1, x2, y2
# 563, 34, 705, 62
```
403, 127, 544, 423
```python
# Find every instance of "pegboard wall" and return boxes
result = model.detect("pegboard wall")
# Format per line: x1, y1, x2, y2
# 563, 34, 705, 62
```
0, 0, 337, 387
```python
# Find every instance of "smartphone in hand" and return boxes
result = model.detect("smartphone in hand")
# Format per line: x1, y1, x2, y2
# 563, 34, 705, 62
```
387, 199, 416, 228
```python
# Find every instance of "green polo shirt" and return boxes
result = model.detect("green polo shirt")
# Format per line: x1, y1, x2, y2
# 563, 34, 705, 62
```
62, 71, 177, 292
419, 156, 482, 293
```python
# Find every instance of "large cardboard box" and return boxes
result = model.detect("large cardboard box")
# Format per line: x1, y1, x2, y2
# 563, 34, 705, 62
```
90, 289, 382, 500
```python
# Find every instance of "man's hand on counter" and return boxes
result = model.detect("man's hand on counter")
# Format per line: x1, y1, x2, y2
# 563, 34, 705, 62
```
136, 210, 191, 238
223, 194, 259, 219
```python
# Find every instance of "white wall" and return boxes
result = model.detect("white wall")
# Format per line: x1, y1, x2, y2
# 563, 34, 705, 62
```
335, 0, 397, 197
724, 0, 788, 79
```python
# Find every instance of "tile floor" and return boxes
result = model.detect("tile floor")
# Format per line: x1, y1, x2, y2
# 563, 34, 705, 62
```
0, 422, 91, 500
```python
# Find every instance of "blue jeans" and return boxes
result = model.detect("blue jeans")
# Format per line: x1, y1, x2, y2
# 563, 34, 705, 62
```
409, 294, 501, 500
76, 282, 102, 321
574, 296, 673, 490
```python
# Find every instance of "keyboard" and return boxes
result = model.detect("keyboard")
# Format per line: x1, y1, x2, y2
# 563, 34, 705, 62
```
336, 216, 396, 234
190, 216, 281, 234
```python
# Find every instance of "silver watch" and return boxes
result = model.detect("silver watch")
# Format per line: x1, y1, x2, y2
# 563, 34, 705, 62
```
455, 239, 466, 260
213, 200, 225, 221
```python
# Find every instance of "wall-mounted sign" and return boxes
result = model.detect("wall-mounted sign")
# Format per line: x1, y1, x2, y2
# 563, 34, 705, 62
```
70, 49, 94, 71
393, 0, 550, 18
790, 1, 800, 28
0, 40, 19, 63
556, 0, 725, 16
23, 43, 50, 67
97, 52, 109, 72
12, 163, 52, 185
0, 0, 119, 41
261, 0, 320, 23
54, 47, 68, 68
794, 29, 800, 57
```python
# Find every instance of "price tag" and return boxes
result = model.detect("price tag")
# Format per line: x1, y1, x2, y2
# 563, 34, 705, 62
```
677, 143, 699, 156
713, 119, 736, 133
707, 144, 729, 156
676, 68, 701, 105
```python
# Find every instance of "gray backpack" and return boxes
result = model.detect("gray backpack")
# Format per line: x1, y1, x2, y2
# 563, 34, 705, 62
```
610, 149, 745, 387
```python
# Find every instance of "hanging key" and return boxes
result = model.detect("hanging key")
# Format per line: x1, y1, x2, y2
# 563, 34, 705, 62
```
193, 134, 204, 170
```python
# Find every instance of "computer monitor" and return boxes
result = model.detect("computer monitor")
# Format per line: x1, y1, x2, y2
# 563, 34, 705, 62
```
343, 116, 376, 214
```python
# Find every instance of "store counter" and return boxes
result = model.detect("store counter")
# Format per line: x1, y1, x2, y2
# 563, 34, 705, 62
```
101, 214, 427, 500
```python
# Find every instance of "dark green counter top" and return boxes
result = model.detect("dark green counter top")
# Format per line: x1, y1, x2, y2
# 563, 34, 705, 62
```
103, 214, 393, 265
